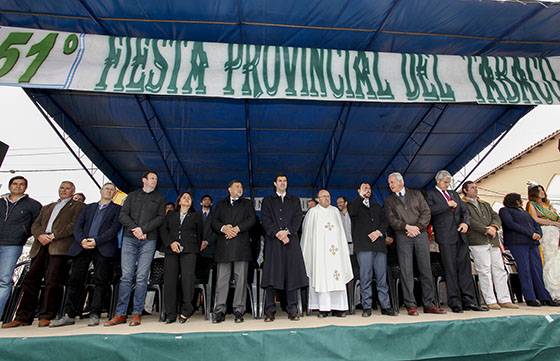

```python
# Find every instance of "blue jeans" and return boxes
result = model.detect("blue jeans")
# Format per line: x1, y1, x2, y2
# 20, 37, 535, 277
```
357, 251, 391, 310
0, 245, 23, 316
115, 236, 156, 315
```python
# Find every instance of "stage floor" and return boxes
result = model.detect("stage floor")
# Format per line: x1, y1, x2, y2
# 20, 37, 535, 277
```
1, 304, 559, 338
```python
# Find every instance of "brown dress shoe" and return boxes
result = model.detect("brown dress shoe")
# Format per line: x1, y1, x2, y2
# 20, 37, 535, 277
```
129, 314, 141, 327
423, 306, 447, 315
499, 302, 519, 309
487, 303, 501, 310
104, 315, 127, 327
37, 319, 51, 327
2, 320, 30, 329
407, 307, 419, 316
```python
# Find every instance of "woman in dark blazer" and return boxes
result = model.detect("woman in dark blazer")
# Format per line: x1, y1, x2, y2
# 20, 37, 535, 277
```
499, 193, 559, 307
161, 191, 203, 323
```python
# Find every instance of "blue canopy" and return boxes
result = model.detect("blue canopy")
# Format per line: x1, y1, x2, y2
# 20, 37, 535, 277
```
2, 0, 555, 202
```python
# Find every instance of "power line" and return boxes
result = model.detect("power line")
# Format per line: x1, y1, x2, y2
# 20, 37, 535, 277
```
0, 168, 86, 173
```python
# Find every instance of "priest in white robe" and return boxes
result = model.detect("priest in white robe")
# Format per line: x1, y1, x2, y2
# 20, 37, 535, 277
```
301, 189, 353, 317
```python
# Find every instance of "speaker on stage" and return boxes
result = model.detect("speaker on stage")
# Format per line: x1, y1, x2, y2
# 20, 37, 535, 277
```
0, 141, 8, 168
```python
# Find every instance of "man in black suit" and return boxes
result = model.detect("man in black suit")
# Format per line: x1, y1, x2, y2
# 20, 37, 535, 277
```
348, 182, 394, 317
51, 182, 122, 327
197, 195, 216, 282
260, 174, 307, 322
425, 170, 487, 313
211, 180, 257, 323
384, 172, 446, 316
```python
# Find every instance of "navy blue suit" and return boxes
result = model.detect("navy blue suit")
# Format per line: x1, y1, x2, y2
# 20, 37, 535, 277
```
499, 207, 552, 303
62, 202, 121, 318
70, 202, 122, 258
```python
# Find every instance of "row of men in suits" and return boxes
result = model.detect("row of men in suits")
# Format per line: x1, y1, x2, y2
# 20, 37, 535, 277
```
1, 168, 517, 328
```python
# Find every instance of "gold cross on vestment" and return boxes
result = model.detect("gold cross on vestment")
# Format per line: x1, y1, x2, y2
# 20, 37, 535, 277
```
329, 245, 338, 256
334, 270, 340, 281
324, 222, 334, 231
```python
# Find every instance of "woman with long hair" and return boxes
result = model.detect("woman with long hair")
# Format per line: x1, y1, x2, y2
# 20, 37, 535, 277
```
526, 184, 560, 301
499, 193, 559, 307
160, 191, 203, 323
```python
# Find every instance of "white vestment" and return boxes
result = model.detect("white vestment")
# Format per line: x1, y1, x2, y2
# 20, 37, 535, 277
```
301, 205, 353, 311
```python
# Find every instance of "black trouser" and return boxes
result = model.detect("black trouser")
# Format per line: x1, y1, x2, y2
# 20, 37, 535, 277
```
195, 255, 214, 284
16, 246, 69, 322
164, 253, 197, 318
63, 249, 114, 318
265, 287, 297, 315
438, 241, 477, 308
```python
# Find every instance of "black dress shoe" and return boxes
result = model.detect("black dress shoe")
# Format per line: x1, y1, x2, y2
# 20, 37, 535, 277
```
234, 312, 244, 323
381, 308, 397, 316
542, 300, 560, 307
464, 304, 489, 312
288, 313, 300, 321
264, 313, 275, 322
165, 318, 176, 324
333, 311, 346, 318
212, 312, 225, 323
318, 311, 329, 318
526, 300, 541, 307
178, 314, 189, 324
362, 309, 372, 317
451, 306, 463, 313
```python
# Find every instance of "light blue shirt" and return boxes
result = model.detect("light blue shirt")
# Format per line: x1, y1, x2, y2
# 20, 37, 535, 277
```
45, 198, 71, 234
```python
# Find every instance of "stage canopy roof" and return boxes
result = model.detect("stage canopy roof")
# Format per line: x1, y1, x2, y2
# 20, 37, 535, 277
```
1, 0, 558, 201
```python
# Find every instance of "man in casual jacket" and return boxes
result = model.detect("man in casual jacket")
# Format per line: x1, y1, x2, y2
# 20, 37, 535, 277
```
51, 182, 122, 327
3, 181, 83, 328
384, 172, 446, 316
0, 176, 41, 319
105, 171, 166, 327
462, 181, 517, 310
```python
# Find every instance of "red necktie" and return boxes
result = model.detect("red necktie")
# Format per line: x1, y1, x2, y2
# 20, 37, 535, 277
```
443, 190, 455, 213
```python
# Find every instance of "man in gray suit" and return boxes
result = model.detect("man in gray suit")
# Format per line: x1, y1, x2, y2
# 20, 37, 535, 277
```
384, 173, 446, 316
425, 170, 487, 313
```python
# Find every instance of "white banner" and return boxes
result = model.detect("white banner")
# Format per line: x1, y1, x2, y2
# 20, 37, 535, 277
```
1, 26, 559, 105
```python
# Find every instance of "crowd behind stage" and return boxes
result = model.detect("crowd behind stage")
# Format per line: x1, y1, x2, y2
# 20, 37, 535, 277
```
0, 169, 559, 329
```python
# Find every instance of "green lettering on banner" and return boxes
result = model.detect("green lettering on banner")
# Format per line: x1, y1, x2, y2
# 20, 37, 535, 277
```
402, 54, 420, 101
353, 51, 377, 99
539, 58, 560, 103
0, 32, 33, 79
326, 49, 344, 99
478, 57, 506, 104
125, 38, 148, 92
241, 45, 263, 97
371, 52, 394, 100
464, 56, 486, 103
145, 40, 169, 93
416, 55, 439, 101
309, 48, 326, 97
344, 50, 354, 98
95, 36, 121, 91
19, 33, 58, 83
114, 37, 132, 92
182, 42, 208, 95
262, 46, 280, 96
512, 57, 541, 104
526, 58, 552, 104
300, 47, 309, 96
431, 55, 455, 102
167, 40, 184, 94
223, 43, 243, 96
282, 47, 298, 96
494, 57, 520, 104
